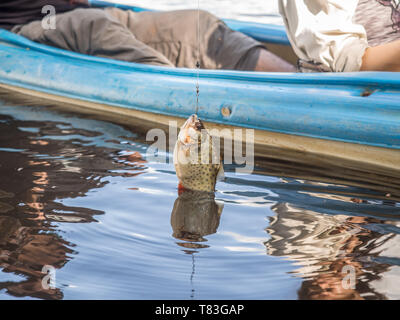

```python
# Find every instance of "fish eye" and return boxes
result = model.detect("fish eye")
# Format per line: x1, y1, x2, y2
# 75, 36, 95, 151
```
196, 120, 205, 130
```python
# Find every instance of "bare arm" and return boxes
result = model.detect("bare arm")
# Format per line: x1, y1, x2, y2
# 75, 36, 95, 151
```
360, 40, 400, 72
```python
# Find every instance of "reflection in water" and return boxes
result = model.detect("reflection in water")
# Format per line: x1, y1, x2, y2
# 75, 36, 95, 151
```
0, 214, 71, 299
0, 106, 145, 299
1, 100, 400, 299
264, 203, 395, 299
170, 189, 224, 298
171, 190, 224, 248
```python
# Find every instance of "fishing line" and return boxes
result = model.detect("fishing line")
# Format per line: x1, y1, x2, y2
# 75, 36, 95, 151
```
190, 253, 195, 299
195, 0, 200, 115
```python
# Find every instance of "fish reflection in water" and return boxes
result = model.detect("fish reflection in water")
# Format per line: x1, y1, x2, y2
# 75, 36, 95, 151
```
170, 190, 224, 250
170, 189, 224, 298
264, 202, 397, 299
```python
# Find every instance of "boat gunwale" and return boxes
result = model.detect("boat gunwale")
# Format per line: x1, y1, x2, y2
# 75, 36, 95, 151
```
1, 30, 400, 88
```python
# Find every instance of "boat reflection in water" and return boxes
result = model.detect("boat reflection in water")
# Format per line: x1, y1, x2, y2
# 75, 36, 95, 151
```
0, 105, 142, 299
264, 202, 398, 299
1, 99, 400, 299
0, 155, 100, 299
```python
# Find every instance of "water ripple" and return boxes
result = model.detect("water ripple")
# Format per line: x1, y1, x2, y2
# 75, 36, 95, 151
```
0, 102, 399, 300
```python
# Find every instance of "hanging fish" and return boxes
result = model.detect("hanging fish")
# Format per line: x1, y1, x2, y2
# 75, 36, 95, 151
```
173, 114, 224, 192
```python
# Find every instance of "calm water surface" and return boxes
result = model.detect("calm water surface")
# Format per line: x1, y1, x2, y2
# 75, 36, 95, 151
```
0, 101, 399, 300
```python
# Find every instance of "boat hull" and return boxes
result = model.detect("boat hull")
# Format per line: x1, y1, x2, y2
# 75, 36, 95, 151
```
1, 82, 399, 175
0, 1, 399, 171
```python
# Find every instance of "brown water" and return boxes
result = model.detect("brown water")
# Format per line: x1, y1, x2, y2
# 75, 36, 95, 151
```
0, 101, 399, 300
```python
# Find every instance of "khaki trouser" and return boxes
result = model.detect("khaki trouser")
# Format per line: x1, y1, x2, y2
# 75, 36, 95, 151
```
12, 7, 264, 70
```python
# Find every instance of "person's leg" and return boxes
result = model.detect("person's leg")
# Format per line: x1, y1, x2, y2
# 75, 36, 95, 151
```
106, 8, 205, 68
106, 7, 295, 72
251, 47, 297, 72
201, 12, 296, 72
12, 8, 174, 67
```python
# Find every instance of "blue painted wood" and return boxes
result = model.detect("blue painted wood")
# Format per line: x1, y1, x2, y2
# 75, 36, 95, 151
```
0, 3, 399, 150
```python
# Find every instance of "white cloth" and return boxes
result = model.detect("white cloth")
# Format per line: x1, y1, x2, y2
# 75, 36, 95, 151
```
278, 0, 369, 72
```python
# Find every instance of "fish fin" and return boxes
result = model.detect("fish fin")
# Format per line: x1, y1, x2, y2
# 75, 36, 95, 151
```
216, 164, 225, 181
177, 182, 187, 195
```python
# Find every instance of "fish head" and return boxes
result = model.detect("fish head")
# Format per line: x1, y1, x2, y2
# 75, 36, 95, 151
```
177, 114, 206, 146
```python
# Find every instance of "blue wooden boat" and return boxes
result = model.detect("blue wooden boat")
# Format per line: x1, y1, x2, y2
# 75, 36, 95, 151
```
0, 0, 399, 171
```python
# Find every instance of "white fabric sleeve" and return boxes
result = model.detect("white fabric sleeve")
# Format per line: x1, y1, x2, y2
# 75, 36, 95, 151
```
278, 0, 369, 72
